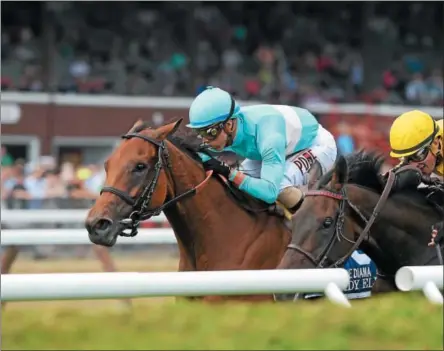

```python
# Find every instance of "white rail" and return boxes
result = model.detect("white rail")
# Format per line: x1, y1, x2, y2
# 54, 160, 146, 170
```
1, 209, 167, 224
395, 266, 443, 305
0, 269, 351, 307
0, 228, 176, 246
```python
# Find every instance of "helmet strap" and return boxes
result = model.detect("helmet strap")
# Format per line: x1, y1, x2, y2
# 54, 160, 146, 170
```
434, 139, 443, 167
223, 118, 237, 147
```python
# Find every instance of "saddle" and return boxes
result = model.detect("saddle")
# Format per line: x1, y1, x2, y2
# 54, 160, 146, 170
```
213, 174, 293, 222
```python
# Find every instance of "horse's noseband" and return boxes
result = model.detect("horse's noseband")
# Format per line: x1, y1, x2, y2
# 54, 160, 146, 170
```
100, 133, 171, 236
100, 132, 210, 237
286, 188, 367, 269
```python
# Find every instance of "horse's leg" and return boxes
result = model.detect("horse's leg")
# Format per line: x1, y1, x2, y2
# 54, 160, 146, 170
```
372, 276, 397, 295
1, 246, 20, 310
177, 247, 201, 303
1, 246, 19, 274
92, 246, 132, 308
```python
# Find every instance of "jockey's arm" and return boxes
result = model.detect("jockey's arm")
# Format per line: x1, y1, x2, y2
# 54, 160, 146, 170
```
229, 116, 286, 204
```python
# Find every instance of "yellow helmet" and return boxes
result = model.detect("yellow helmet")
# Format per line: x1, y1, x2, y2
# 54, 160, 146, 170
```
389, 110, 439, 158
434, 119, 444, 175
436, 118, 443, 140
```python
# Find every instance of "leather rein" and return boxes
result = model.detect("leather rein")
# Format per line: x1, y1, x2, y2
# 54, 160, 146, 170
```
100, 133, 212, 237
286, 171, 396, 269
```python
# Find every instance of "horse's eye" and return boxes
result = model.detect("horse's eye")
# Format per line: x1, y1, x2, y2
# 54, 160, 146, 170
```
323, 217, 334, 228
133, 163, 147, 172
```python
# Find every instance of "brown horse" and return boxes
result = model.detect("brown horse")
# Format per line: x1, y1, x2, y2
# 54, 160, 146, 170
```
275, 151, 443, 300
85, 118, 291, 302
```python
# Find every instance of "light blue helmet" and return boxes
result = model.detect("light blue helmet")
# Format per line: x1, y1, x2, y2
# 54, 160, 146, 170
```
186, 86, 241, 129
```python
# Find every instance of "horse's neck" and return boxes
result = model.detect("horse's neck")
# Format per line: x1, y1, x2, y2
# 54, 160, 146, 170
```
163, 146, 283, 270
350, 186, 440, 269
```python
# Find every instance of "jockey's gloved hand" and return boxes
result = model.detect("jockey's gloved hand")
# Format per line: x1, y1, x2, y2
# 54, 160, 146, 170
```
203, 158, 231, 179
393, 167, 423, 191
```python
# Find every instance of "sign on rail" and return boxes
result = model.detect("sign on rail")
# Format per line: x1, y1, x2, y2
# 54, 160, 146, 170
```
1, 269, 351, 307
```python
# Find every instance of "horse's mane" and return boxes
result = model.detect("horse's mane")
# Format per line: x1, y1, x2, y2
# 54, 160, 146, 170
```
132, 121, 213, 164
317, 150, 385, 192
133, 121, 269, 212
317, 150, 438, 210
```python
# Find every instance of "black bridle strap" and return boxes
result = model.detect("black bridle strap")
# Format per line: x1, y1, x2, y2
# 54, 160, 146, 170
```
334, 170, 396, 266
99, 131, 213, 237
101, 133, 166, 209
100, 186, 136, 206
122, 133, 164, 147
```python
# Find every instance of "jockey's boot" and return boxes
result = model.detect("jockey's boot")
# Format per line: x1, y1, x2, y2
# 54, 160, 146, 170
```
277, 186, 305, 215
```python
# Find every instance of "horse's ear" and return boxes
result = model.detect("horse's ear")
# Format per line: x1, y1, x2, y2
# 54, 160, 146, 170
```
156, 118, 183, 140
330, 155, 348, 190
128, 119, 144, 133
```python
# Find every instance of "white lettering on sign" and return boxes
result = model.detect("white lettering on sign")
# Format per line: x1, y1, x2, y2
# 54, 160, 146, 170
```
345, 266, 374, 292
1, 103, 21, 124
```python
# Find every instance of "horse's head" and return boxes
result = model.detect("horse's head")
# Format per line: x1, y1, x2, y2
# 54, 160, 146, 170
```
278, 156, 363, 273
85, 118, 183, 246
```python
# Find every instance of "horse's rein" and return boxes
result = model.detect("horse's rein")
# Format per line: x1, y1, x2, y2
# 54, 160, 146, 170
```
100, 132, 212, 237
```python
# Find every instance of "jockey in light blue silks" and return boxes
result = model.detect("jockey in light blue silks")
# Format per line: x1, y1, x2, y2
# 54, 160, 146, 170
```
186, 86, 378, 300
186, 86, 337, 214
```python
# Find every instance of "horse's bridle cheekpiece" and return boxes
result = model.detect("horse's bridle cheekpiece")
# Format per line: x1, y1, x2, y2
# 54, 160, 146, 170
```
100, 132, 212, 237
287, 171, 396, 269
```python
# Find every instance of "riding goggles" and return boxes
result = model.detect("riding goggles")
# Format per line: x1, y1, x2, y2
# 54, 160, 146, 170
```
406, 146, 430, 162
196, 123, 225, 140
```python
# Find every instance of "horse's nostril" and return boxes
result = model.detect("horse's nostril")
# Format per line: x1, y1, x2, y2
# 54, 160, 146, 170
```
93, 218, 113, 235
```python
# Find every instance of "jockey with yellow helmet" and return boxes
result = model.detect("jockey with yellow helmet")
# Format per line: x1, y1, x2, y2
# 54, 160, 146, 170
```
187, 86, 338, 214
389, 110, 443, 179
389, 109, 444, 243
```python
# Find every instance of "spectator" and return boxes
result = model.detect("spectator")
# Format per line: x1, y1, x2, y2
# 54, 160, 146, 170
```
1, 146, 14, 167
336, 122, 355, 156
425, 69, 443, 105
5, 165, 31, 209
84, 164, 105, 195
405, 73, 427, 105
43, 170, 67, 199
69, 54, 91, 80
24, 165, 46, 209
349, 53, 364, 95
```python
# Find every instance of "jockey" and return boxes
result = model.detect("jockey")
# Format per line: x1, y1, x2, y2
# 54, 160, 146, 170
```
186, 86, 338, 214
389, 109, 443, 186
389, 109, 444, 242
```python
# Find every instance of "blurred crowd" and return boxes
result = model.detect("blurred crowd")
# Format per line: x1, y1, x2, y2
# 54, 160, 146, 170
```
1, 2, 442, 106
1, 146, 103, 210
1, 2, 441, 208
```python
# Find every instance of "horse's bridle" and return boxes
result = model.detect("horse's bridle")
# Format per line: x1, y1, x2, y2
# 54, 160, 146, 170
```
100, 132, 212, 237
287, 171, 396, 269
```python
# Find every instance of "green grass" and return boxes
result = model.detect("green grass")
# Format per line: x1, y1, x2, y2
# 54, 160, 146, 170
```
2, 292, 442, 350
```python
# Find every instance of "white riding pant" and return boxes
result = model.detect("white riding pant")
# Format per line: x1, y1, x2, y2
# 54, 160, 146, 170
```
240, 125, 337, 191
